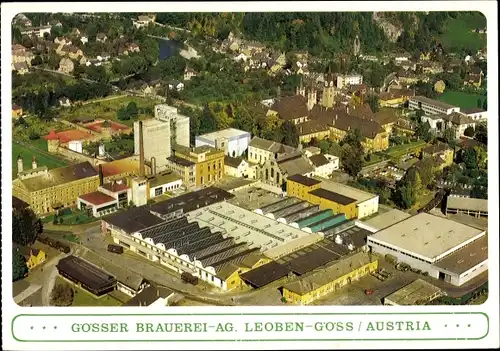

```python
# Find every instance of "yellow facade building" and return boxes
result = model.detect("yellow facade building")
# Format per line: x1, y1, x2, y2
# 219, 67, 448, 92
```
286, 175, 358, 219
222, 255, 272, 291
12, 104, 23, 119
172, 144, 225, 188
282, 253, 378, 305
12, 161, 100, 215
15, 246, 47, 270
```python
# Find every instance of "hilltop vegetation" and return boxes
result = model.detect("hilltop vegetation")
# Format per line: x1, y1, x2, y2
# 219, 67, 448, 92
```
156, 12, 486, 57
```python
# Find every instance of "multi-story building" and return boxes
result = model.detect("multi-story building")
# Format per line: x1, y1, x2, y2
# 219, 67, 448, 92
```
165, 155, 196, 189
336, 73, 363, 89
171, 144, 225, 188
247, 137, 296, 165
409, 96, 461, 116
134, 119, 171, 169
154, 104, 190, 147
195, 128, 251, 157
12, 161, 100, 215
20, 25, 51, 38
421, 112, 476, 139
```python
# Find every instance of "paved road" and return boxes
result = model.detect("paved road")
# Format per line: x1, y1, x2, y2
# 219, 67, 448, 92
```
14, 284, 42, 304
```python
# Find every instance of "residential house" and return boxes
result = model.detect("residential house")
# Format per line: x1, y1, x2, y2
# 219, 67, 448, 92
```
14, 14, 32, 27
54, 37, 72, 46
247, 137, 296, 165
224, 156, 249, 178
96, 33, 108, 43
12, 104, 23, 119
80, 35, 89, 45
58, 45, 84, 60
12, 44, 34, 66
58, 57, 74, 74
393, 52, 411, 64
336, 73, 363, 89
244, 41, 266, 53
397, 71, 426, 85
233, 52, 249, 63
12, 62, 30, 75
133, 15, 155, 28
419, 52, 432, 61
58, 97, 72, 107
14, 245, 47, 270
118, 47, 129, 56
421, 112, 476, 139
127, 43, 140, 53
125, 284, 175, 306
420, 61, 444, 75
296, 118, 331, 144
97, 53, 111, 62
183, 67, 198, 80
464, 67, 484, 88
420, 143, 454, 170
400, 60, 417, 71
309, 154, 339, 178
393, 118, 416, 136
302, 146, 321, 158
71, 28, 81, 37
167, 80, 184, 92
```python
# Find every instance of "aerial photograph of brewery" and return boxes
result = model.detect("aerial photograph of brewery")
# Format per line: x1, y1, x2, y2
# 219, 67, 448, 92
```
11, 11, 488, 307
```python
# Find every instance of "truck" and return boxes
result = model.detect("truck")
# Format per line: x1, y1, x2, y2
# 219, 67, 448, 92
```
107, 244, 124, 254
181, 272, 199, 285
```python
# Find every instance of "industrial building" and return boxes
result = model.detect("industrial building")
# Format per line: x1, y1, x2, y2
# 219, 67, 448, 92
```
383, 279, 443, 306
56, 255, 117, 296
361, 209, 411, 231
286, 174, 378, 219
195, 128, 251, 157
446, 196, 488, 218
154, 104, 190, 148
187, 201, 323, 260
282, 252, 378, 305
12, 161, 100, 215
367, 213, 487, 286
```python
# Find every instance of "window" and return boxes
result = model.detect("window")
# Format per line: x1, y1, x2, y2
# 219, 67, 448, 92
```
155, 187, 163, 196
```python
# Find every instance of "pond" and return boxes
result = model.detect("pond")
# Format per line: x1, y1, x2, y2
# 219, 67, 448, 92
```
158, 38, 183, 60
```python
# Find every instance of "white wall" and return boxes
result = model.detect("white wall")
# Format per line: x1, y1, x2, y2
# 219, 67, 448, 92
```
150, 179, 183, 198
357, 196, 379, 219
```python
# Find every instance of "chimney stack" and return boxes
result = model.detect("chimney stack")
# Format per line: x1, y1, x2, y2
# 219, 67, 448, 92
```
32, 156, 37, 169
98, 164, 104, 186
139, 121, 145, 177
151, 157, 157, 176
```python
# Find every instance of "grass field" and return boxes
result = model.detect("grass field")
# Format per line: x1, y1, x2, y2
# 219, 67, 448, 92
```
55, 277, 122, 307
437, 90, 487, 110
42, 210, 97, 226
58, 95, 159, 126
12, 142, 68, 179
440, 13, 487, 53
384, 140, 427, 159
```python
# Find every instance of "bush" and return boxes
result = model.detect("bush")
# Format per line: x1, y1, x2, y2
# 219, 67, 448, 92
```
50, 282, 74, 306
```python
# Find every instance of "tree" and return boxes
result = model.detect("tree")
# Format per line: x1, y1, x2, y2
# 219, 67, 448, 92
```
366, 94, 380, 113
12, 249, 28, 282
473, 146, 487, 170
464, 126, 475, 137
476, 98, 482, 108
279, 121, 299, 147
126, 101, 139, 118
482, 99, 487, 110
474, 124, 487, 145
415, 120, 433, 142
12, 208, 42, 246
442, 127, 457, 144
461, 147, 477, 170
117, 107, 130, 121
339, 129, 364, 178
417, 157, 436, 189
50, 282, 74, 306
470, 184, 487, 199
394, 168, 421, 209
31, 55, 43, 66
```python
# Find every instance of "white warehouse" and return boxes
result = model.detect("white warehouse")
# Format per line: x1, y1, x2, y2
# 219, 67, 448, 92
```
195, 128, 251, 157
367, 213, 487, 287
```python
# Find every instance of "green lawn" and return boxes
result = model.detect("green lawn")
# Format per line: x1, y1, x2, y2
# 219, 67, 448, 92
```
12, 142, 68, 179
58, 95, 159, 126
364, 153, 386, 166
439, 13, 487, 53
437, 91, 487, 110
55, 277, 122, 307
41, 209, 97, 225
384, 140, 427, 158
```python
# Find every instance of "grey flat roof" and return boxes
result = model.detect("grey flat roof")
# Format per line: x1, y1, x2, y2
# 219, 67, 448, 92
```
240, 261, 290, 288
433, 236, 488, 275
362, 209, 411, 231
384, 279, 442, 305
368, 213, 485, 261
104, 206, 164, 234
447, 196, 488, 213
315, 177, 376, 204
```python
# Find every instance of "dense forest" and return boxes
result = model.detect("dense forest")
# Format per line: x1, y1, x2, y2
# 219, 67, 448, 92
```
155, 12, 486, 57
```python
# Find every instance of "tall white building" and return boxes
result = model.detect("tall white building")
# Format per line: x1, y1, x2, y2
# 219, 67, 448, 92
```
134, 105, 191, 171
154, 104, 190, 148
195, 128, 251, 157
134, 119, 171, 169
409, 96, 460, 116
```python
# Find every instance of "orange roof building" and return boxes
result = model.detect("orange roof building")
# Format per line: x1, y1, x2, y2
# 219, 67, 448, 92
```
44, 129, 94, 144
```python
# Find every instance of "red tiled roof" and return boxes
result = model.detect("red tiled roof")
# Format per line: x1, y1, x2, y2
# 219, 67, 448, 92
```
85, 120, 130, 133
101, 182, 130, 193
79, 191, 116, 206
44, 129, 93, 143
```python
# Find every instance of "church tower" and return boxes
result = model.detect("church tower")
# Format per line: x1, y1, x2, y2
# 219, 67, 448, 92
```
322, 67, 336, 109
296, 78, 306, 97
